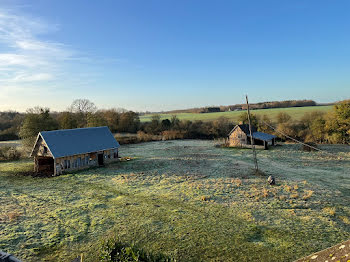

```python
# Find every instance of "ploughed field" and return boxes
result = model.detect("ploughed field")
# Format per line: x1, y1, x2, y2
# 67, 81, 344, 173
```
140, 105, 332, 122
0, 140, 349, 262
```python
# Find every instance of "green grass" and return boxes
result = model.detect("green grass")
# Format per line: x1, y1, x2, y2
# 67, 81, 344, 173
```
0, 140, 21, 148
140, 105, 333, 122
0, 140, 349, 262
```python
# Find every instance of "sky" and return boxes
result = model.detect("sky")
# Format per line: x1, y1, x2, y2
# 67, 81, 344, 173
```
0, 0, 349, 112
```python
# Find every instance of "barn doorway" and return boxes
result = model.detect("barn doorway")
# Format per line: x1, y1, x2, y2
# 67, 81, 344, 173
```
35, 156, 54, 175
98, 153, 104, 166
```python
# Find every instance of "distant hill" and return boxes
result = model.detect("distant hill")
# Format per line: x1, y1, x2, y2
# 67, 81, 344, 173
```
162, 100, 321, 114
140, 105, 333, 123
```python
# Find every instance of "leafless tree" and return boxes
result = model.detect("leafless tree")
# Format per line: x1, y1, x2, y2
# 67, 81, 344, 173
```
115, 107, 128, 113
69, 99, 97, 113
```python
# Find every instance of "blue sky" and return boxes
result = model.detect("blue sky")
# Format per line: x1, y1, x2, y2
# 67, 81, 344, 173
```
0, 0, 349, 112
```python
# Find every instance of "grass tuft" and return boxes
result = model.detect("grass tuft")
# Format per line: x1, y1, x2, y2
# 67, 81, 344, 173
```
200, 195, 211, 201
302, 190, 314, 201
323, 207, 336, 216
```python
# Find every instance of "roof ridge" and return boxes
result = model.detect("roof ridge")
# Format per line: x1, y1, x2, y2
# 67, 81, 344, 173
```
40, 126, 108, 133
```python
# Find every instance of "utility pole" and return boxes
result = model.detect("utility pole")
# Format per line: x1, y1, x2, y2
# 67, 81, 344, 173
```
246, 95, 259, 172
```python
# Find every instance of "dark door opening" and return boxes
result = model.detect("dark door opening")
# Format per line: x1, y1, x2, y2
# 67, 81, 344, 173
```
36, 157, 54, 175
98, 153, 104, 166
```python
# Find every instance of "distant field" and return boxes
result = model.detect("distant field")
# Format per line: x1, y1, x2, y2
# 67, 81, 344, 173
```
1, 140, 349, 262
140, 105, 333, 122
0, 140, 21, 148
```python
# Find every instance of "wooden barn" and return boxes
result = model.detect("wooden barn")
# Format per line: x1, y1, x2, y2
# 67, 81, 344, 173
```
227, 124, 276, 150
30, 126, 120, 176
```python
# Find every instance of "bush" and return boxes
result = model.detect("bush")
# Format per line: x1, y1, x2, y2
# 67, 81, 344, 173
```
0, 133, 19, 141
137, 132, 161, 142
0, 146, 22, 161
161, 130, 185, 140
115, 134, 139, 145
98, 237, 172, 262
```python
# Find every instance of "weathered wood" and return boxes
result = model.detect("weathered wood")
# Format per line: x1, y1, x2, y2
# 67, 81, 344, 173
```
53, 149, 119, 175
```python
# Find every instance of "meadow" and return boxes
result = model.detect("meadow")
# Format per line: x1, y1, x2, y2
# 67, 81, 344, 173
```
0, 140, 349, 261
140, 105, 333, 122
0, 140, 21, 148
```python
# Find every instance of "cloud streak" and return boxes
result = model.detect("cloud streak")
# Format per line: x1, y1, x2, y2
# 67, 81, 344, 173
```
0, 10, 73, 84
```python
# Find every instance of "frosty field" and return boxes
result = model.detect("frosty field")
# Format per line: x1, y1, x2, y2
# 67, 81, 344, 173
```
0, 140, 349, 261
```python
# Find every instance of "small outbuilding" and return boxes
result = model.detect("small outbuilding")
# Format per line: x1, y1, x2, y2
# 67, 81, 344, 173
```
30, 126, 120, 176
227, 124, 276, 150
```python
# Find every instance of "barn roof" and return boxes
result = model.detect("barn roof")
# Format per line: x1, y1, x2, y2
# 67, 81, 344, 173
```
31, 126, 120, 158
248, 131, 276, 142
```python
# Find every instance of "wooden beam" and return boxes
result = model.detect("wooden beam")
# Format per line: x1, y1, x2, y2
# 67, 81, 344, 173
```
246, 95, 259, 172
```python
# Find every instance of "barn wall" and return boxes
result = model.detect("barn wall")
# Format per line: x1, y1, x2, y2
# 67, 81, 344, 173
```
228, 128, 248, 147
227, 125, 276, 149
55, 148, 119, 175
34, 138, 53, 157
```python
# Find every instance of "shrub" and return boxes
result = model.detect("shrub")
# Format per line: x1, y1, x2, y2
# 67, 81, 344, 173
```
322, 207, 336, 216
115, 135, 139, 145
137, 131, 161, 142
161, 130, 185, 140
0, 133, 19, 141
98, 237, 172, 262
0, 146, 22, 161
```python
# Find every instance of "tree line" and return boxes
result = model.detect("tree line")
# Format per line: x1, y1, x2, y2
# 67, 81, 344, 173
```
163, 99, 318, 114
0, 99, 349, 148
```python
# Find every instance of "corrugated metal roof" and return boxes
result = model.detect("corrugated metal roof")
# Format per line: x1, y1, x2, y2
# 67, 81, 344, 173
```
248, 131, 276, 141
37, 126, 120, 158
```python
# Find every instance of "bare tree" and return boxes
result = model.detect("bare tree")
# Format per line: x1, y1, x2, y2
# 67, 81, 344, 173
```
69, 99, 97, 113
115, 107, 128, 113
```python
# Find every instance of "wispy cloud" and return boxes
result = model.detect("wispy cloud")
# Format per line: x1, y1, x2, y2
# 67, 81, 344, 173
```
0, 10, 73, 84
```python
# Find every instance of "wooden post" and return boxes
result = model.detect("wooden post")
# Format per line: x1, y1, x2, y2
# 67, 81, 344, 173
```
264, 141, 268, 150
246, 95, 259, 172
53, 160, 56, 176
